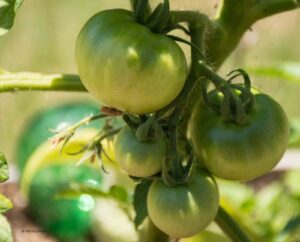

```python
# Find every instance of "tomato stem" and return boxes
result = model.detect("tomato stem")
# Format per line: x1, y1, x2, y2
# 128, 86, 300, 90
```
0, 72, 86, 93
215, 206, 252, 242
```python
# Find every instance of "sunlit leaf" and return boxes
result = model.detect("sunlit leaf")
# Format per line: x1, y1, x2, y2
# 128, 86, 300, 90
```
0, 0, 23, 36
0, 194, 13, 213
0, 152, 9, 183
249, 62, 300, 83
109, 185, 129, 204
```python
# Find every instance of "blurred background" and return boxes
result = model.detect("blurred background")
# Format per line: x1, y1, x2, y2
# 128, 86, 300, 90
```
0, 0, 300, 242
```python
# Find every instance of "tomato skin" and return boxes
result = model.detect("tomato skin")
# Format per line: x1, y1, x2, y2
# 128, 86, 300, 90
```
114, 126, 166, 177
76, 9, 187, 114
189, 92, 290, 181
147, 169, 219, 238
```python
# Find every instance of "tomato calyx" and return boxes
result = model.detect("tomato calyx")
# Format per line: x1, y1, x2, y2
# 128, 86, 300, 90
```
122, 109, 195, 186
122, 113, 164, 143
199, 63, 255, 125
162, 152, 195, 187
132, 0, 171, 34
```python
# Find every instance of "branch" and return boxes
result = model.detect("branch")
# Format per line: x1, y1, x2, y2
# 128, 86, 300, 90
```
0, 71, 86, 93
207, 0, 300, 68
252, 0, 300, 21
215, 206, 252, 242
170, 11, 210, 26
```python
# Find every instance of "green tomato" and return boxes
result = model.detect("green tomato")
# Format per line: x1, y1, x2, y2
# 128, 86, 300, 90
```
114, 126, 166, 177
147, 169, 219, 238
28, 163, 102, 241
16, 102, 104, 172
76, 9, 187, 114
189, 91, 289, 181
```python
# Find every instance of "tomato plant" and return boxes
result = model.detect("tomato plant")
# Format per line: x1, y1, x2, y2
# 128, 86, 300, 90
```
190, 90, 290, 181
1, 0, 299, 242
114, 126, 166, 177
147, 169, 219, 238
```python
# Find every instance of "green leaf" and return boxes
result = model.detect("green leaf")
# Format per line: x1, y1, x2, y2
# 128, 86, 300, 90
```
282, 216, 300, 235
0, 0, 23, 36
0, 194, 13, 213
133, 180, 152, 229
109, 185, 129, 204
0, 213, 13, 242
0, 152, 9, 183
249, 62, 300, 83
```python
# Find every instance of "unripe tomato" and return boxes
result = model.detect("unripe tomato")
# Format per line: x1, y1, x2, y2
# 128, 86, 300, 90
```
76, 9, 187, 114
190, 91, 289, 181
147, 169, 219, 238
28, 163, 102, 241
114, 126, 166, 177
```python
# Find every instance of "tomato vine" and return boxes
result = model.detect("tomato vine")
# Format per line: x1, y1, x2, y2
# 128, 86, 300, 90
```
1, 0, 300, 241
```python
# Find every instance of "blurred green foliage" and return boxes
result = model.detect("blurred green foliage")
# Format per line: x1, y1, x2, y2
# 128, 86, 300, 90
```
219, 170, 300, 242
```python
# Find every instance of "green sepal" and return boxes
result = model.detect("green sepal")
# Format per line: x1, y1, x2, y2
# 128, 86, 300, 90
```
133, 0, 151, 24
220, 87, 232, 122
150, 0, 170, 34
232, 93, 247, 124
136, 116, 162, 142
145, 3, 163, 30
122, 114, 140, 131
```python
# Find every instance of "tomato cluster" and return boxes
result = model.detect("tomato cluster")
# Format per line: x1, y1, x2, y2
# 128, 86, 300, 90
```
75, 6, 290, 240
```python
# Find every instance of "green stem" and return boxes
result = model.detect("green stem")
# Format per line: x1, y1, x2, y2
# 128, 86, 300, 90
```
211, 0, 300, 68
197, 63, 227, 89
0, 72, 86, 93
251, 0, 300, 22
215, 206, 252, 242
53, 114, 107, 141
170, 11, 210, 26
